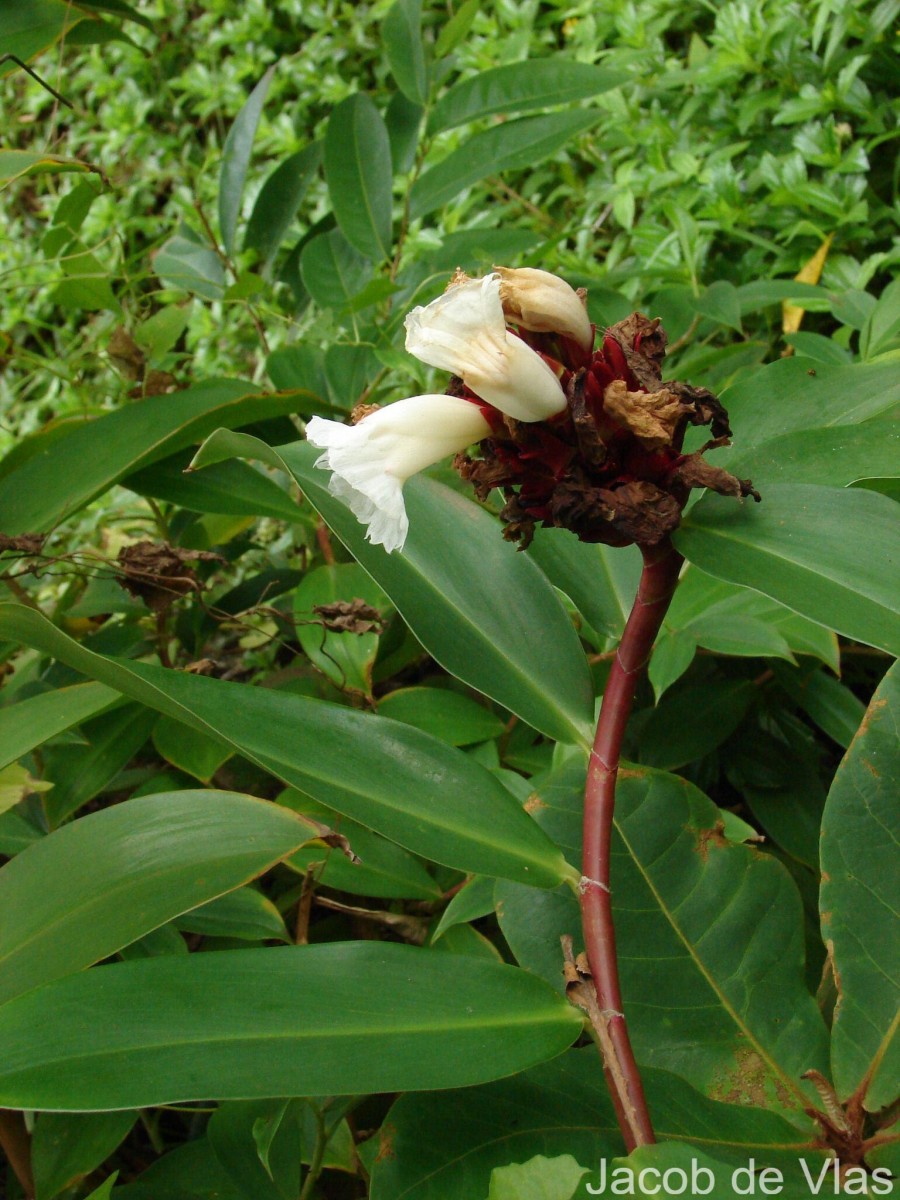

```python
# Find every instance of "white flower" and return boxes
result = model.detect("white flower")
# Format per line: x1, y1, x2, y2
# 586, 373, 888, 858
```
404, 274, 567, 422
306, 395, 491, 553
493, 265, 594, 351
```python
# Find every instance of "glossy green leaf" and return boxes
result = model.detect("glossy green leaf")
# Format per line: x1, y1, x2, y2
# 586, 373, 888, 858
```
0, 789, 318, 1006
378, 687, 506, 746
433, 0, 478, 56
433, 875, 496, 940
244, 142, 321, 271
386, 91, 424, 174
821, 662, 899, 1111
0, 605, 574, 888
428, 60, 626, 133
369, 1048, 816, 1200
0, 943, 582, 1108
33, 1110, 136, 1200
0, 0, 86, 63
715, 358, 900, 467
410, 109, 603, 218
693, 280, 742, 331
773, 664, 865, 749
155, 224, 225, 300
0, 379, 302, 535
727, 414, 900, 487
648, 628, 697, 701
125, 451, 303, 522
495, 762, 829, 1113
299, 227, 371, 309
488, 1154, 588, 1200
219, 66, 276, 255
638, 680, 756, 770
153, 715, 233, 783
384, 0, 428, 105
192, 432, 594, 745
173, 887, 290, 943
42, 703, 157, 826
207, 1099, 302, 1200
0, 681, 120, 770
324, 93, 393, 260
528, 528, 642, 640
675, 485, 900, 656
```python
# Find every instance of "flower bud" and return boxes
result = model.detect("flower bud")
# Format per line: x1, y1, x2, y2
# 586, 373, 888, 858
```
493, 265, 594, 351
404, 275, 567, 423
306, 395, 491, 553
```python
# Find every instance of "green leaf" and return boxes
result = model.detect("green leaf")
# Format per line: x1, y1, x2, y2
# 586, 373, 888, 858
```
125, 451, 304, 522
428, 60, 626, 133
0, 0, 85, 64
528, 530, 642, 640
299, 227, 371, 309
218, 66, 276, 256
153, 715, 233, 783
42, 702, 157, 826
0, 944, 582, 1108
716, 358, 900, 466
638, 680, 756, 770
693, 280, 742, 331
411, 109, 603, 218
0, 765, 51, 816
674, 485, 900, 656
386, 91, 424, 174
495, 762, 829, 1112
244, 142, 321, 272
727, 414, 900, 487
488, 1154, 588, 1200
324, 93, 393, 260
0, 605, 574, 888
155, 223, 226, 300
0, 378, 299, 535
384, 0, 429, 105
281, 785, 441, 901
173, 887, 290, 943
433, 875, 496, 940
821, 662, 899, 1111
192, 432, 594, 745
33, 1110, 135, 1200
0, 149, 97, 187
0, 681, 120, 770
773, 664, 866, 749
369, 1049, 816, 1200
0, 789, 318, 1007
648, 628, 697, 701
208, 1099, 301, 1200
434, 0, 478, 57
377, 687, 506, 746
293, 563, 388, 696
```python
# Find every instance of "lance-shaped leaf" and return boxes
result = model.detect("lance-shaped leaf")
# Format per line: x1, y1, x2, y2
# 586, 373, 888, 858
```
674, 484, 900, 657
191, 432, 594, 745
324, 94, 393, 261
219, 66, 276, 255
495, 762, 830, 1118
369, 1048, 821, 1200
0, 604, 574, 889
0, 944, 583, 1109
0, 379, 301, 534
0, 681, 120, 770
0, 790, 320, 1006
820, 662, 899, 1112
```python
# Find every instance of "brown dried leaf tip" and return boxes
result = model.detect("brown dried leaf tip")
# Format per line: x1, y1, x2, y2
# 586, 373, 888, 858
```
312, 598, 384, 636
116, 541, 225, 613
455, 312, 760, 549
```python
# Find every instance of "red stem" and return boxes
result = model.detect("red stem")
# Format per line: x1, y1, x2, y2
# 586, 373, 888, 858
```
580, 537, 683, 1151
0, 1109, 34, 1197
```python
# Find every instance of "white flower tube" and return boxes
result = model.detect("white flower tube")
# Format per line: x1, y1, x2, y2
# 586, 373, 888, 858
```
306, 395, 491, 553
404, 274, 567, 422
493, 265, 594, 351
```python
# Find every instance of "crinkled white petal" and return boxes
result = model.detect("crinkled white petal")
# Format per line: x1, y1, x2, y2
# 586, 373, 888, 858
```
404, 274, 567, 423
306, 395, 491, 554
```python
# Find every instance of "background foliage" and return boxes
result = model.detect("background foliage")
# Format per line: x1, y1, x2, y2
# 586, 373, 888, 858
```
0, 0, 897, 1197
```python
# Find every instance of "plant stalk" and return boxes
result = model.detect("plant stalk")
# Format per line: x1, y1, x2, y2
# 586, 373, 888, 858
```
0, 1108, 34, 1198
580, 537, 683, 1152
